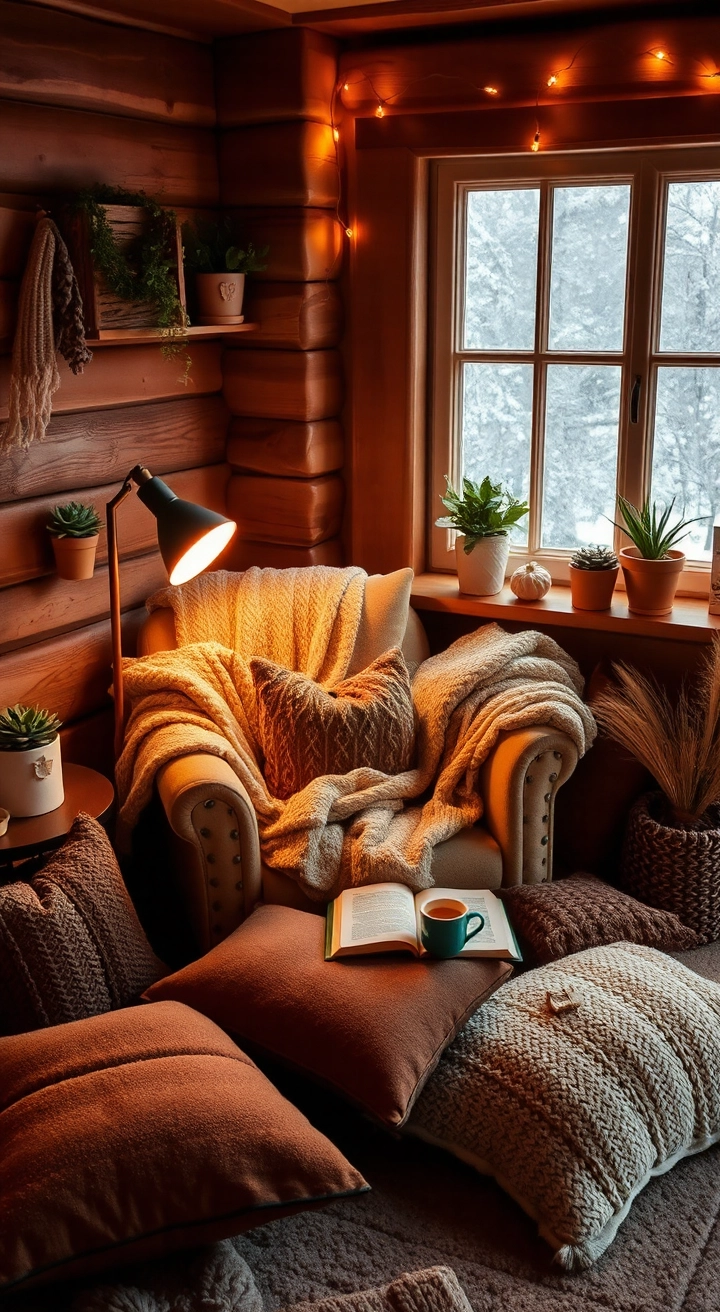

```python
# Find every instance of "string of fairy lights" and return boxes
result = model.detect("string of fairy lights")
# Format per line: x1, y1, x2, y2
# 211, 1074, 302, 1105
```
329, 42, 720, 239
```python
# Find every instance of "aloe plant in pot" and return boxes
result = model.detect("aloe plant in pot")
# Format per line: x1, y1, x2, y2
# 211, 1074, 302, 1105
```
611, 496, 706, 617
0, 704, 64, 818
47, 502, 103, 581
436, 476, 530, 596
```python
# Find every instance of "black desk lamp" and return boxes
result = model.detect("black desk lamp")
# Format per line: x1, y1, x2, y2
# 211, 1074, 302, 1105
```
107, 464, 236, 757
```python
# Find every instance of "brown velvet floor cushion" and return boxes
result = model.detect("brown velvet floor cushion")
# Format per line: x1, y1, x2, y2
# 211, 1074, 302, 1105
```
499, 874, 701, 966
143, 905, 512, 1128
0, 812, 163, 1036
252, 648, 415, 800
0, 1000, 368, 1293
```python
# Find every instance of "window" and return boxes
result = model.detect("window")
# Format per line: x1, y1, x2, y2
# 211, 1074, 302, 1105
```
429, 149, 720, 592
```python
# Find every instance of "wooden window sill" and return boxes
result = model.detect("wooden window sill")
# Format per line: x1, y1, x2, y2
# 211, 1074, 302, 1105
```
411, 574, 720, 644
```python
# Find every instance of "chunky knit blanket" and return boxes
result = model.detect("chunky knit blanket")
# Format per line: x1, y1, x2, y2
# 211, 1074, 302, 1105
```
116, 567, 595, 899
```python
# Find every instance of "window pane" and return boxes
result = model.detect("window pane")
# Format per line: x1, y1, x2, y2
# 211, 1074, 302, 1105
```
548, 185, 630, 352
651, 367, 720, 561
541, 365, 621, 548
461, 363, 532, 544
660, 181, 720, 353
464, 189, 539, 350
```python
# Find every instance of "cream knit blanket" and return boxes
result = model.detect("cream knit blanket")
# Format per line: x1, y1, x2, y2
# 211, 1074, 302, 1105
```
116, 567, 596, 899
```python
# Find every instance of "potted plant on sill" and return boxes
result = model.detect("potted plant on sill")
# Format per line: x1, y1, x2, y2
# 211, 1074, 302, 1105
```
436, 476, 530, 596
611, 496, 705, 617
592, 641, 720, 942
47, 502, 103, 581
569, 545, 619, 612
182, 218, 268, 326
0, 704, 64, 818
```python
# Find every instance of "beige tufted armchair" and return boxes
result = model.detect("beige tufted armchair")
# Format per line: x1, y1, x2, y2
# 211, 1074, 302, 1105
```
137, 569, 579, 953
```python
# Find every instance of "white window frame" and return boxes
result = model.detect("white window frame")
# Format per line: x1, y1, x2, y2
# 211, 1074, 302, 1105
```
429, 146, 720, 595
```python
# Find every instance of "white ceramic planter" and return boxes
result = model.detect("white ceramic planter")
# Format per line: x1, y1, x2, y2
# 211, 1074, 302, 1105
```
195, 272, 245, 325
0, 736, 64, 818
455, 535, 510, 596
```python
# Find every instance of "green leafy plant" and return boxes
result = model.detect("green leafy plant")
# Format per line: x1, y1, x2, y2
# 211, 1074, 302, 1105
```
611, 496, 706, 561
436, 476, 530, 553
0, 704, 62, 752
570, 544, 619, 571
182, 218, 269, 275
47, 501, 103, 539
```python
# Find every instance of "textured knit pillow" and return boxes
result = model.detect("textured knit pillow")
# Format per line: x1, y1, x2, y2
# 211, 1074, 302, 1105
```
252, 647, 415, 800
407, 943, 720, 1270
0, 1001, 368, 1291
499, 874, 701, 966
0, 812, 163, 1035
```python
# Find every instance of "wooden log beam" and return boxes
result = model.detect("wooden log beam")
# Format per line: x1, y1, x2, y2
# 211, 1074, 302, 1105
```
0, 463, 229, 588
0, 99, 218, 205
240, 282, 343, 351
219, 122, 338, 209
227, 538, 343, 570
0, 394, 230, 503
0, 279, 17, 347
0, 204, 34, 278
60, 706, 115, 778
0, 342, 223, 420
223, 348, 342, 421
216, 29, 337, 128
0, 2, 215, 126
227, 418, 343, 478
227, 472, 344, 546
233, 208, 343, 282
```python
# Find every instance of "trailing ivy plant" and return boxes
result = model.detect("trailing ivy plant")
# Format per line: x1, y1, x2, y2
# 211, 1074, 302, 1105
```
75, 186, 190, 380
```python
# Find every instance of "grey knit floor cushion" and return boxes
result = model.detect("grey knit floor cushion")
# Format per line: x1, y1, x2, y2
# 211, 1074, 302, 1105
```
406, 942, 720, 1271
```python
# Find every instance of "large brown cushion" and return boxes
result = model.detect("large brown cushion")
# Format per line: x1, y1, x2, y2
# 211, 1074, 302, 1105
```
499, 873, 701, 966
143, 905, 512, 1128
0, 813, 163, 1035
252, 647, 415, 800
0, 1000, 368, 1292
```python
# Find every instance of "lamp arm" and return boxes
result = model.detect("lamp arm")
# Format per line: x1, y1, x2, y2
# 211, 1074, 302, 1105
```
107, 475, 137, 762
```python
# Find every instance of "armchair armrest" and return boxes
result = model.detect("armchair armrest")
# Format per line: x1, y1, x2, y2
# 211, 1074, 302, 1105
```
156, 754, 262, 953
479, 727, 578, 887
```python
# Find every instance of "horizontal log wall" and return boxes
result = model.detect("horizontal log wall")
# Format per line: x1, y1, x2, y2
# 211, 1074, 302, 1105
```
217, 27, 346, 571
0, 2, 223, 779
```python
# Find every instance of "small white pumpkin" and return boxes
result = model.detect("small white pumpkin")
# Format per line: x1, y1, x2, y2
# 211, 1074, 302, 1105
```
510, 560, 551, 601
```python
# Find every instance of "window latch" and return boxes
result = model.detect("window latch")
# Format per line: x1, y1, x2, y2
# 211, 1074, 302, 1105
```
630, 375, 642, 425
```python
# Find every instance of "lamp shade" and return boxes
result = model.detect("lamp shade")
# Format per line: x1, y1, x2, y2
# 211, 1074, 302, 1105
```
136, 472, 236, 585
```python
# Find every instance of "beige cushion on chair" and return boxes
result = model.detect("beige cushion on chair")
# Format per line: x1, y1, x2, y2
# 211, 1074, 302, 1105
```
347, 568, 414, 675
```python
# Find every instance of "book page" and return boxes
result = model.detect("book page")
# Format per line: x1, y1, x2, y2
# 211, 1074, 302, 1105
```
337, 883, 418, 950
414, 887, 510, 954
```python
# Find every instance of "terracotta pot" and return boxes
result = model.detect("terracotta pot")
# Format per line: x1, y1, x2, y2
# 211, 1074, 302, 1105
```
195, 272, 245, 325
0, 736, 64, 818
455, 535, 510, 596
569, 564, 619, 612
51, 534, 98, 581
619, 547, 685, 617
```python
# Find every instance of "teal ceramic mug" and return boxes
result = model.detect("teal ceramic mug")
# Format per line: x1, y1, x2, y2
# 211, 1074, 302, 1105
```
420, 898, 484, 959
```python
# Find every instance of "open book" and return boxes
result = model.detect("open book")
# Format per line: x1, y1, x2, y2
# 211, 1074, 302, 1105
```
325, 883, 522, 962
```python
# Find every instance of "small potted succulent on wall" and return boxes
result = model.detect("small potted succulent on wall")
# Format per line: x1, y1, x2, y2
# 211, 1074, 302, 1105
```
436, 475, 530, 596
182, 218, 268, 326
612, 496, 704, 617
0, 704, 64, 818
47, 501, 103, 581
569, 544, 619, 612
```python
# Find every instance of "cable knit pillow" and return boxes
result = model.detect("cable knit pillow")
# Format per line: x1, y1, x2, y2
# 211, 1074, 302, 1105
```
0, 813, 163, 1036
407, 943, 720, 1270
251, 647, 415, 800
499, 875, 701, 965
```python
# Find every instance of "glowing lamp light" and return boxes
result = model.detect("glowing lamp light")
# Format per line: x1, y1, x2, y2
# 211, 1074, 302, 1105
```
531, 130, 541, 152
333, 127, 340, 142
547, 74, 558, 86
484, 86, 498, 96
343, 82, 349, 91
655, 50, 666, 60
375, 102, 385, 117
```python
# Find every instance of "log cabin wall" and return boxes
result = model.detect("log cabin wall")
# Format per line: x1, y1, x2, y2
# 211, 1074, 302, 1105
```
215, 28, 347, 570
0, 0, 226, 778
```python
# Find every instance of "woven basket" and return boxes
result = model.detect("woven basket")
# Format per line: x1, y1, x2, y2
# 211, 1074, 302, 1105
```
621, 791, 720, 943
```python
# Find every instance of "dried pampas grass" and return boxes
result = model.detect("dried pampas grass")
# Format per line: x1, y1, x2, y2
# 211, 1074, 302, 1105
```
592, 636, 720, 826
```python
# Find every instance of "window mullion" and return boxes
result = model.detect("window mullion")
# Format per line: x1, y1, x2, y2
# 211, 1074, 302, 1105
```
617, 159, 660, 524
527, 179, 552, 554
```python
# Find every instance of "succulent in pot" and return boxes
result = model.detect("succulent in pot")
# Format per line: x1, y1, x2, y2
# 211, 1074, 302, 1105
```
0, 704, 64, 818
610, 496, 706, 617
182, 218, 268, 326
47, 501, 103, 581
436, 476, 530, 596
569, 544, 619, 612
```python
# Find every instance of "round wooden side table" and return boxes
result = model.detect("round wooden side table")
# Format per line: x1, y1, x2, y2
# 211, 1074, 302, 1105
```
0, 763, 115, 867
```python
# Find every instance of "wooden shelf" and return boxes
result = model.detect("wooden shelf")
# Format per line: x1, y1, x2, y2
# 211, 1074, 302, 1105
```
411, 573, 720, 645
88, 325, 258, 346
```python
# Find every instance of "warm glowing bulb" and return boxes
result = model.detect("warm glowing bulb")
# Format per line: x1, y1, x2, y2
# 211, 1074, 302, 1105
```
333, 127, 339, 142
345, 227, 354, 239
343, 82, 349, 91
375, 103, 385, 118
531, 130, 541, 152
168, 522, 236, 586
655, 49, 666, 60
547, 74, 558, 86
483, 86, 498, 96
